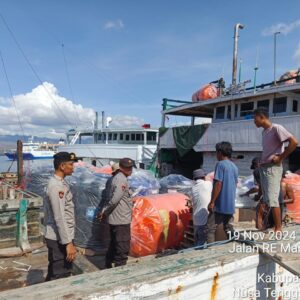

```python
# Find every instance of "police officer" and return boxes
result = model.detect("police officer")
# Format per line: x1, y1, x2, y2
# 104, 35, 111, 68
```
99, 157, 133, 268
44, 152, 78, 281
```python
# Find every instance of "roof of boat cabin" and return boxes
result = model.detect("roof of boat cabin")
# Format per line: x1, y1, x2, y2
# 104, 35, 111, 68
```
163, 82, 300, 118
67, 127, 159, 136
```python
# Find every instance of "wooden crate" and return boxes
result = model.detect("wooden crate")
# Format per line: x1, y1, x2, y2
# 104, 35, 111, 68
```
0, 172, 18, 185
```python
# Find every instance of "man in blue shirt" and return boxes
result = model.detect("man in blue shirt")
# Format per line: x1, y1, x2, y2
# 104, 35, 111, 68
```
207, 142, 238, 243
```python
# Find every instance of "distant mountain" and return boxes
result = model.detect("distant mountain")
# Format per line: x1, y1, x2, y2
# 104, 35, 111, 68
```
0, 135, 61, 153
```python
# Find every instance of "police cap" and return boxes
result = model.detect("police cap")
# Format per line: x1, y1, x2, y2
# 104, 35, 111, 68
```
54, 152, 78, 165
119, 157, 134, 168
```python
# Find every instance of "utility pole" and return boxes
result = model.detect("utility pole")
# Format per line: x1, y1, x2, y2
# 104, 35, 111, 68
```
17, 140, 24, 187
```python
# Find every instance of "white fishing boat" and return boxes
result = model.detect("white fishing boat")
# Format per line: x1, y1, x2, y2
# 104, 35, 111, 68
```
159, 24, 300, 178
59, 113, 158, 169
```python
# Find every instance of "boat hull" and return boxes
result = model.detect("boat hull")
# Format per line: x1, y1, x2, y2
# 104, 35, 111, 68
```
4, 152, 54, 160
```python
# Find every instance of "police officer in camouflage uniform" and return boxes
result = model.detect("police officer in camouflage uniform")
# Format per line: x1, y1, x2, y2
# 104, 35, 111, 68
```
44, 152, 78, 281
99, 157, 133, 268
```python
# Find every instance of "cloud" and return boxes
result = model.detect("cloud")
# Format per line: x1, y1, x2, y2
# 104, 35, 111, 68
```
294, 43, 300, 63
0, 82, 95, 138
0, 82, 145, 139
104, 20, 124, 30
108, 115, 144, 128
262, 19, 300, 36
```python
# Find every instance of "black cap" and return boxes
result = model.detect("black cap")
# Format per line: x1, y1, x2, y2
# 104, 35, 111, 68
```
119, 157, 134, 168
193, 168, 206, 179
250, 157, 260, 169
54, 152, 78, 165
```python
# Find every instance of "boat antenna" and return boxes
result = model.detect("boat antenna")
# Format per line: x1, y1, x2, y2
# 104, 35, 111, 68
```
253, 46, 259, 93
102, 111, 105, 129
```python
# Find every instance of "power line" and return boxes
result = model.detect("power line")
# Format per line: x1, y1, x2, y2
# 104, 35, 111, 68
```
0, 50, 26, 139
0, 13, 75, 128
61, 43, 81, 127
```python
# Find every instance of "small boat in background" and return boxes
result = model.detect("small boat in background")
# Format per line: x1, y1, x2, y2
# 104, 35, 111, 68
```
4, 137, 60, 160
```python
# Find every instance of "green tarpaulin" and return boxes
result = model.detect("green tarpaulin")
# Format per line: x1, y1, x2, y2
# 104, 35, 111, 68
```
172, 124, 208, 157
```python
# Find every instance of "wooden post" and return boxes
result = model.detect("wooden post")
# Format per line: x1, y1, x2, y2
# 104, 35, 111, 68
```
17, 140, 24, 187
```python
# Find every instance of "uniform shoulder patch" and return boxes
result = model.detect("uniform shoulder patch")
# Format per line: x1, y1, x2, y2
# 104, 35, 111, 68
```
121, 184, 126, 191
59, 191, 65, 199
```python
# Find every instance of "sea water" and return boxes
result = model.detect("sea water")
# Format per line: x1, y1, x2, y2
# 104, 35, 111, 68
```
0, 155, 53, 173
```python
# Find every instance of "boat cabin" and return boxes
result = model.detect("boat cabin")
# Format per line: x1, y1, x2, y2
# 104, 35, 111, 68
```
66, 128, 158, 146
159, 82, 300, 178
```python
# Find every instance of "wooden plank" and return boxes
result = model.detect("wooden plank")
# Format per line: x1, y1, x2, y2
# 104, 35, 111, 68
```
1, 226, 300, 299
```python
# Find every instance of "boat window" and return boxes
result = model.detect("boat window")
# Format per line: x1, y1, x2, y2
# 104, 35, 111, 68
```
147, 132, 156, 141
227, 105, 231, 119
108, 133, 112, 141
293, 100, 298, 112
240, 102, 254, 118
120, 133, 123, 140
125, 134, 130, 141
131, 134, 136, 141
136, 134, 141, 141
215, 106, 225, 119
273, 97, 287, 114
113, 133, 118, 141
257, 99, 269, 110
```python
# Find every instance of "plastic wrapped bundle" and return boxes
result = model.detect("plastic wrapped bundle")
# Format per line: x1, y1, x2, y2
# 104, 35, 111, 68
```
68, 166, 111, 251
130, 193, 191, 257
159, 174, 193, 198
235, 176, 257, 208
282, 173, 300, 222
128, 169, 160, 197
192, 84, 219, 102
25, 163, 111, 252
279, 69, 300, 85
24, 162, 53, 197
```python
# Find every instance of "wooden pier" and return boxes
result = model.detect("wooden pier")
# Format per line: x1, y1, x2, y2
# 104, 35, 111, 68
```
0, 224, 299, 300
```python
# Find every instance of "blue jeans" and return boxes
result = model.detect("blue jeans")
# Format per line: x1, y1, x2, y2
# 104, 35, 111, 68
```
194, 225, 207, 247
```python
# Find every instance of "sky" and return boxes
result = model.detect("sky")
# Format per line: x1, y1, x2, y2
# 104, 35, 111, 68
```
0, 0, 300, 139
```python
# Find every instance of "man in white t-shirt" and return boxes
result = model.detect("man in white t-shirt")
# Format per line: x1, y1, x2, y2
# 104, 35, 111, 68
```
191, 169, 213, 247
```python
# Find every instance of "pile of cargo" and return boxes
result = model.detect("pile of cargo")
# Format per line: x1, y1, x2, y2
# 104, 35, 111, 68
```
24, 163, 192, 256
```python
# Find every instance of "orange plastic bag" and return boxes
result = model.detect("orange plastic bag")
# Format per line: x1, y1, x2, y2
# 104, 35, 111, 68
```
192, 84, 219, 102
130, 193, 191, 257
91, 165, 113, 175
282, 173, 300, 222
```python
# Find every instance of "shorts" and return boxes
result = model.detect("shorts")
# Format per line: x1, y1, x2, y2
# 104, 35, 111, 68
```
259, 164, 283, 208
